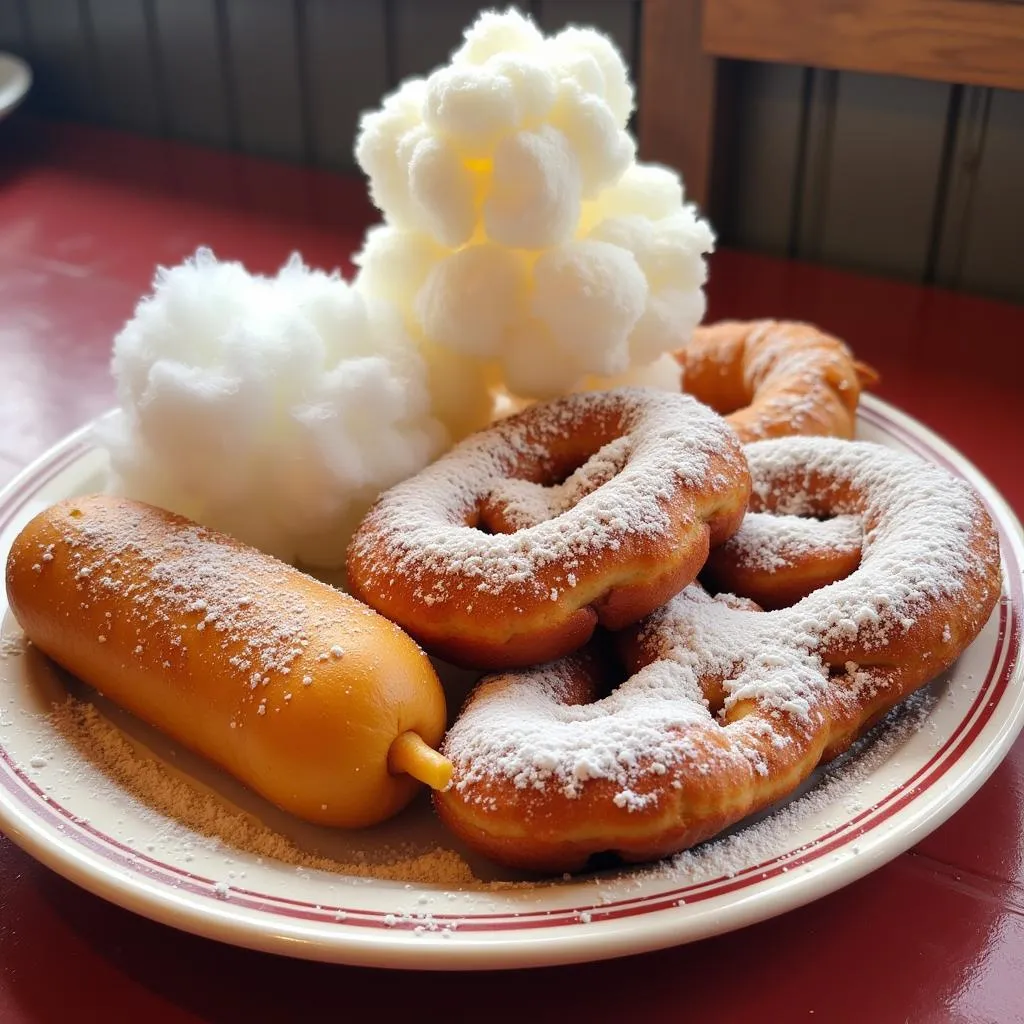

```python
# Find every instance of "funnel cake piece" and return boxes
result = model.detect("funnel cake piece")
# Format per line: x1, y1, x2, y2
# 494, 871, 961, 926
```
346, 389, 750, 670
702, 511, 864, 610
434, 437, 1001, 872
678, 319, 878, 442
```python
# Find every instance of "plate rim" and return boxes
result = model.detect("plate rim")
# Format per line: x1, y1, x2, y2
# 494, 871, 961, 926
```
0, 52, 32, 119
0, 395, 1021, 971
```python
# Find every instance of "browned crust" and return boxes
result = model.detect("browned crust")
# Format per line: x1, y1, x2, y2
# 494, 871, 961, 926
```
702, 517, 863, 610
677, 319, 878, 441
5, 495, 446, 829
347, 392, 751, 670
434, 442, 1002, 874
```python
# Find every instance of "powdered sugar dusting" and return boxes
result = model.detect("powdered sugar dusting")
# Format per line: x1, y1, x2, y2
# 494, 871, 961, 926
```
648, 438, 998, 708
742, 437, 993, 634
443, 437, 1000, 832
349, 389, 746, 607
63, 507, 310, 678
48, 698, 477, 885
720, 512, 862, 573
658, 685, 936, 882
444, 605, 827, 809
446, 658, 718, 802
0, 633, 30, 660
484, 435, 633, 532
33, 498, 387, 723
38, 675, 938, 894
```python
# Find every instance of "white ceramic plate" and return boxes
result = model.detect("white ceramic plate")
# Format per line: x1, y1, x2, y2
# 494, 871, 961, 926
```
0, 394, 1022, 971
0, 53, 31, 120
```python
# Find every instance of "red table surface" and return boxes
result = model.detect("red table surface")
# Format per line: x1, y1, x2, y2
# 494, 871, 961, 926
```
0, 119, 1022, 1024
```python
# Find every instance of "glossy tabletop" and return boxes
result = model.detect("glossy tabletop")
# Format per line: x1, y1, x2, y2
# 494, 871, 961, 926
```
0, 119, 1022, 1024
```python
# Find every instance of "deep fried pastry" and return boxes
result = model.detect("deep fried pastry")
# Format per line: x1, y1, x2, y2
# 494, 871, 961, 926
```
347, 389, 750, 670
678, 319, 878, 441
435, 437, 1001, 872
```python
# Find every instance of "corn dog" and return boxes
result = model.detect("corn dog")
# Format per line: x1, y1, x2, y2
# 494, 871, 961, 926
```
5, 495, 451, 828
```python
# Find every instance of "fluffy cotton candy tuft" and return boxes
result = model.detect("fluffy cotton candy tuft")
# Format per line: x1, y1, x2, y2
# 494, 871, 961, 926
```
101, 249, 446, 568
416, 243, 529, 357
354, 79, 426, 229
549, 81, 635, 198
581, 351, 683, 393
351, 224, 445, 308
352, 227, 495, 438
531, 240, 647, 376
547, 26, 634, 127
424, 65, 519, 157
453, 7, 544, 65
485, 126, 581, 248
352, 8, 714, 416
592, 162, 685, 221
588, 205, 715, 364
355, 8, 636, 251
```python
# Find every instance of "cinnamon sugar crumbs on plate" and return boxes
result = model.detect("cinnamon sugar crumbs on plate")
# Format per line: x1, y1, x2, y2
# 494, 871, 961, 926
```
42, 683, 938, 896
0, 634, 30, 659
48, 697, 478, 886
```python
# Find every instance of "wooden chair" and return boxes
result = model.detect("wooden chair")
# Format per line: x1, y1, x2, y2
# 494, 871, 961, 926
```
639, 0, 1024, 212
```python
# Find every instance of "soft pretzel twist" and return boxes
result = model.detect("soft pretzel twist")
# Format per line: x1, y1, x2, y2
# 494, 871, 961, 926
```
678, 319, 878, 442
702, 511, 863, 609
347, 389, 751, 670
434, 437, 1002, 872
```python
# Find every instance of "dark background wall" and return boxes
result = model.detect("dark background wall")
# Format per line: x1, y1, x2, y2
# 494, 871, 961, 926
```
1, 0, 1021, 302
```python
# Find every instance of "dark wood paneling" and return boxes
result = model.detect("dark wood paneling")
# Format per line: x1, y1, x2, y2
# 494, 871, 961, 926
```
304, 0, 388, 171
2, 0, 1021, 303
21, 0, 100, 120
638, 0, 716, 209
792, 69, 838, 261
391, 0, 484, 80
932, 85, 989, 289
537, 0, 636, 73
88, 0, 162, 134
804, 71, 951, 280
703, 0, 1024, 92
152, 0, 230, 148
0, 1, 26, 51
224, 0, 305, 161
725, 62, 806, 255
956, 88, 1024, 301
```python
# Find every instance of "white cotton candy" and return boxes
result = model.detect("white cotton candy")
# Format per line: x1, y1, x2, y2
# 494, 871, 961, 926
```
548, 47, 606, 100
418, 339, 496, 440
628, 288, 708, 363
589, 208, 715, 361
102, 249, 446, 568
351, 8, 714, 419
415, 243, 528, 358
407, 132, 479, 247
354, 79, 425, 227
550, 26, 634, 127
353, 228, 496, 435
594, 162, 685, 221
531, 240, 647, 377
485, 126, 581, 249
550, 81, 635, 197
452, 8, 544, 66
489, 53, 558, 127
581, 351, 683, 393
351, 225, 445, 314
423, 65, 518, 157
112, 251, 255, 409
502, 318, 584, 399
